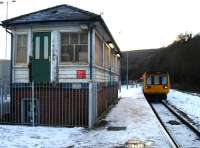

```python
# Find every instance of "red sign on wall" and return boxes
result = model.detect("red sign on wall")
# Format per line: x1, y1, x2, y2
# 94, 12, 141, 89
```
76, 70, 86, 79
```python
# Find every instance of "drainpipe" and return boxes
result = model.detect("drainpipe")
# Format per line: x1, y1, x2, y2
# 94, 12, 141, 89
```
89, 25, 93, 81
88, 25, 93, 128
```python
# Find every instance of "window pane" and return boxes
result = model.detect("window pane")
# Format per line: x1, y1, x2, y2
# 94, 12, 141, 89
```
61, 45, 73, 62
61, 33, 69, 45
75, 45, 88, 62
95, 34, 103, 65
44, 36, 49, 59
104, 44, 110, 67
16, 34, 27, 63
154, 75, 160, 85
146, 75, 152, 85
161, 75, 168, 85
70, 33, 78, 44
80, 33, 88, 44
35, 37, 40, 59
111, 54, 115, 70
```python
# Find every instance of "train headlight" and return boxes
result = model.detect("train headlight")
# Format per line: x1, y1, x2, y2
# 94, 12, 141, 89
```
145, 86, 151, 89
163, 86, 168, 89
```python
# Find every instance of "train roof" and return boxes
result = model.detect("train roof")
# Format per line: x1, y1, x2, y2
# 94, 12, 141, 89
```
144, 70, 169, 74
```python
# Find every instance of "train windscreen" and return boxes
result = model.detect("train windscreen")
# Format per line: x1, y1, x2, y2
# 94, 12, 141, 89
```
146, 74, 168, 85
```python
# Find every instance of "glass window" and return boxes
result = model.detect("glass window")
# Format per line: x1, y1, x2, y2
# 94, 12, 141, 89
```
60, 32, 88, 63
154, 75, 160, 85
80, 33, 88, 44
35, 37, 40, 59
104, 44, 110, 67
111, 54, 115, 70
61, 33, 69, 45
44, 36, 49, 59
161, 75, 168, 85
146, 75, 152, 85
61, 45, 73, 62
75, 45, 88, 62
70, 33, 78, 44
16, 34, 27, 64
95, 34, 103, 66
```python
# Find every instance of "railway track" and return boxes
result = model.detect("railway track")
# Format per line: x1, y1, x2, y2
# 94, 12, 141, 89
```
149, 100, 200, 148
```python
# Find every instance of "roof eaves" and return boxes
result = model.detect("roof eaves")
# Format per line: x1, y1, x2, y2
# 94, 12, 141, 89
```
2, 18, 99, 28
98, 17, 121, 54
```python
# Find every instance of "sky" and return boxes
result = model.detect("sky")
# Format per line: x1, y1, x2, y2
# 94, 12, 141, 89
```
1, 0, 200, 59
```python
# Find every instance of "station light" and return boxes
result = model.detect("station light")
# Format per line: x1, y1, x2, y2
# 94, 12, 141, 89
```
108, 42, 114, 49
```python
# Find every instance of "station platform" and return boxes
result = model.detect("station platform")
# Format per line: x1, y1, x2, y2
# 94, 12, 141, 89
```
107, 86, 174, 147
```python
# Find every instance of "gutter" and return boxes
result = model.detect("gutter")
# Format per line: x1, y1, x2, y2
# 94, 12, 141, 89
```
96, 16, 121, 55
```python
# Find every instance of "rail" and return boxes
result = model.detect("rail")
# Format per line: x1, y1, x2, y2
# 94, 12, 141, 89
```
162, 100, 200, 137
148, 102, 179, 148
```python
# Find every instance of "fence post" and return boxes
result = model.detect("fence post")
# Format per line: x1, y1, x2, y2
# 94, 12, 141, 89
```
88, 81, 97, 128
32, 82, 35, 126
88, 82, 92, 128
0, 83, 2, 119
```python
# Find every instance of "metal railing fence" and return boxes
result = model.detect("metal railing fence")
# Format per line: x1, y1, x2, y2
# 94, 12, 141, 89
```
0, 82, 89, 127
0, 81, 119, 128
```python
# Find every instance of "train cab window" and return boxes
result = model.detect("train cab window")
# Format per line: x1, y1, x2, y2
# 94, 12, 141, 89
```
161, 75, 168, 85
146, 75, 152, 85
154, 75, 160, 85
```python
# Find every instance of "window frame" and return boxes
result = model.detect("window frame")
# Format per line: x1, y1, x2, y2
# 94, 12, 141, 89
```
104, 43, 110, 69
14, 33, 28, 65
95, 32, 103, 66
59, 31, 88, 64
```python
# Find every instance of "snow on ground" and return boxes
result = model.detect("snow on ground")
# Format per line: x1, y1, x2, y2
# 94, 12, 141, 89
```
0, 86, 171, 148
168, 89, 200, 126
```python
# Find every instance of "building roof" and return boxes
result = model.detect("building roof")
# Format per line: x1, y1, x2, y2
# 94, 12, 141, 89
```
1, 4, 121, 54
2, 4, 99, 25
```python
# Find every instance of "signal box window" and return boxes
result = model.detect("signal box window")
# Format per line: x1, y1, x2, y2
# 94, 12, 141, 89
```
104, 44, 110, 68
95, 34, 103, 66
15, 34, 28, 64
60, 32, 88, 63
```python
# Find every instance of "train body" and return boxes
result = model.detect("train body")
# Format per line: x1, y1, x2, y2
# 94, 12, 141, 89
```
143, 71, 170, 100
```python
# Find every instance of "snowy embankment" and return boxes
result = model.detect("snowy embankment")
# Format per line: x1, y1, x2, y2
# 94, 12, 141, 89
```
168, 89, 200, 126
0, 86, 171, 148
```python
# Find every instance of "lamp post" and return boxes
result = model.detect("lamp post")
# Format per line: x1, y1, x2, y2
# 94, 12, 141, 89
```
0, 0, 16, 59
126, 51, 128, 89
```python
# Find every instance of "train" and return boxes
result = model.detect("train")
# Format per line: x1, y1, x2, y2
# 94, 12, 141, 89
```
143, 70, 170, 101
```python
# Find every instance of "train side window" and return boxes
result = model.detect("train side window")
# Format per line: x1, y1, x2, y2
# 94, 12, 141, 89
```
154, 75, 160, 85
161, 75, 167, 85
146, 75, 152, 85
151, 76, 154, 85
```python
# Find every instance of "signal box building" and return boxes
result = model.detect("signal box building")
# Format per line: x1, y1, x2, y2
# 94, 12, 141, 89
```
1, 5, 120, 127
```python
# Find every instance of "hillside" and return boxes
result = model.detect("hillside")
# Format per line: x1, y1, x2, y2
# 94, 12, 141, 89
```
121, 35, 200, 91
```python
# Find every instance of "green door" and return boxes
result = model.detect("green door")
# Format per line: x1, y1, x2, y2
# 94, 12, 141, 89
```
32, 32, 51, 83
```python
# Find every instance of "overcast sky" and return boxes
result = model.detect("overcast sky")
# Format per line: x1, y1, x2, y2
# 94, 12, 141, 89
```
1, 0, 200, 59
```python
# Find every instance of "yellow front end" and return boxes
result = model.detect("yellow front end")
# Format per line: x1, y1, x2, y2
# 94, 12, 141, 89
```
143, 85, 170, 95
143, 72, 170, 95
